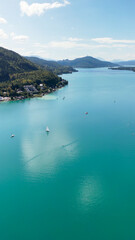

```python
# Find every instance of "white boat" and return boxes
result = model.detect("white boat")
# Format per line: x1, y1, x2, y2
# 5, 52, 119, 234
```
11, 134, 15, 138
46, 127, 50, 132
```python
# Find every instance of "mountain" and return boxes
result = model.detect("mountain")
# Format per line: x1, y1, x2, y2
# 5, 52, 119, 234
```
57, 56, 118, 68
25, 56, 77, 75
0, 47, 39, 82
25, 56, 118, 71
116, 60, 135, 66
0, 47, 68, 100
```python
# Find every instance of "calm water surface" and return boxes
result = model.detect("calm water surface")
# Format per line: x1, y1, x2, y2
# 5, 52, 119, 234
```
0, 68, 135, 239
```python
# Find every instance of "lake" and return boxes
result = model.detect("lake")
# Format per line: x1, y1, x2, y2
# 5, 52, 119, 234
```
0, 68, 135, 239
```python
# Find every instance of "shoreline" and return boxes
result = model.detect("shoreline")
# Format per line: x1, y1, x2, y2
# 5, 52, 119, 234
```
0, 81, 68, 103
0, 69, 78, 104
109, 66, 135, 72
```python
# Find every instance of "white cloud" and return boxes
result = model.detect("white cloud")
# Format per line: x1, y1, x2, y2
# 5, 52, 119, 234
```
34, 40, 128, 50
0, 17, 7, 24
34, 40, 90, 49
45, 37, 130, 49
68, 37, 83, 42
20, 0, 70, 16
0, 29, 8, 39
30, 37, 135, 60
50, 40, 82, 48
92, 37, 135, 44
11, 32, 29, 42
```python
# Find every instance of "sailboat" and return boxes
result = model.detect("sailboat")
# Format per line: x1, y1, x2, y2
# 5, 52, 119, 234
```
11, 134, 15, 138
46, 126, 50, 133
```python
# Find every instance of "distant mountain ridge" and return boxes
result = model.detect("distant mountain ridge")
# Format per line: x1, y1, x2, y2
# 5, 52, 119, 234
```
57, 56, 118, 68
25, 56, 118, 70
25, 56, 77, 75
116, 60, 135, 66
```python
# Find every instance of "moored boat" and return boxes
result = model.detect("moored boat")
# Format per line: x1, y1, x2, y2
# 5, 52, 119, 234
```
46, 127, 50, 132
11, 134, 15, 138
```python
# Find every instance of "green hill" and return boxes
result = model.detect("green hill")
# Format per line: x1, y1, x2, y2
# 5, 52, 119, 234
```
25, 56, 77, 74
57, 56, 118, 68
0, 47, 39, 82
0, 47, 68, 100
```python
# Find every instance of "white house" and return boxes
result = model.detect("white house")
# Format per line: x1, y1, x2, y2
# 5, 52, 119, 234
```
0, 96, 3, 101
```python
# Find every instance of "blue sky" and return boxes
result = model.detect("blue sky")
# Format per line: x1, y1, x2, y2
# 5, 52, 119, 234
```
0, 0, 135, 60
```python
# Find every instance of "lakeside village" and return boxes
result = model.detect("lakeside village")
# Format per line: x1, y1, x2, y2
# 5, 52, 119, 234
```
0, 79, 68, 102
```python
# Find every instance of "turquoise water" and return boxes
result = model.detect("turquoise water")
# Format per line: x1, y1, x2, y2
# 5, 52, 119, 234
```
0, 68, 135, 239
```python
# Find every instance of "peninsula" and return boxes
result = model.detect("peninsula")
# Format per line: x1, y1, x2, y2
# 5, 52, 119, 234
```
109, 66, 135, 72
0, 47, 72, 102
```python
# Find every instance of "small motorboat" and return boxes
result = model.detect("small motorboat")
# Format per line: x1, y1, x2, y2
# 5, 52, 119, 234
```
11, 134, 15, 138
46, 126, 50, 133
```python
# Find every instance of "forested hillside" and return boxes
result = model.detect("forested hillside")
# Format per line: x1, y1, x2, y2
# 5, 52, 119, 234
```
25, 56, 77, 75
0, 47, 68, 100
57, 56, 118, 68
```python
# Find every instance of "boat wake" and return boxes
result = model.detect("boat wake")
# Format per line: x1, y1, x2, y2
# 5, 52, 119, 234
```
62, 139, 78, 148
23, 139, 78, 166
